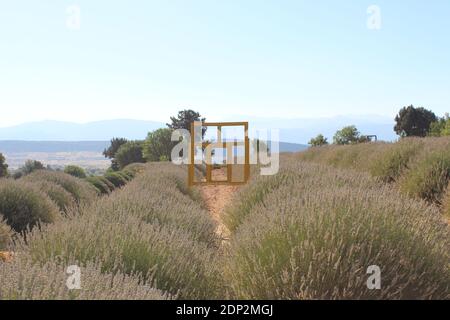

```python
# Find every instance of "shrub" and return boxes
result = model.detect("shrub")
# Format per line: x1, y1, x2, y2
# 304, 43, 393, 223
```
308, 134, 328, 147
223, 172, 293, 233
18, 160, 45, 176
22, 171, 97, 205
0, 153, 8, 177
226, 158, 383, 234
0, 180, 60, 233
123, 163, 146, 176
400, 149, 450, 203
369, 138, 423, 182
29, 180, 76, 213
333, 125, 364, 145
86, 176, 112, 195
116, 170, 133, 182
64, 165, 87, 178
4, 154, 449, 300
97, 176, 116, 192
24, 204, 221, 300
0, 255, 170, 300
114, 165, 217, 244
143, 128, 175, 162
12, 170, 23, 179
429, 115, 449, 137
115, 141, 145, 169
104, 172, 128, 188
0, 217, 13, 250
298, 142, 387, 172
224, 161, 450, 299
298, 136, 450, 204
22, 162, 221, 299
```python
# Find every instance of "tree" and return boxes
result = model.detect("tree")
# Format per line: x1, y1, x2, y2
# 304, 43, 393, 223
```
308, 134, 329, 147
394, 105, 437, 137
429, 113, 450, 137
64, 165, 86, 178
429, 120, 445, 137
22, 160, 45, 175
442, 118, 450, 136
167, 109, 207, 138
333, 125, 363, 145
103, 138, 128, 159
103, 138, 128, 171
115, 141, 145, 169
0, 153, 8, 178
143, 128, 175, 162
13, 159, 45, 178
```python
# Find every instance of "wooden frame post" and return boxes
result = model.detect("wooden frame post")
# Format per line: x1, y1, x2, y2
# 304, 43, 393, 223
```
189, 121, 250, 186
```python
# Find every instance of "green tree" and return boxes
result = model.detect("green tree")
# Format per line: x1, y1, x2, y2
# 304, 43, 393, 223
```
333, 125, 363, 145
115, 141, 145, 169
429, 113, 450, 137
167, 109, 207, 138
64, 165, 87, 178
103, 137, 128, 159
308, 134, 329, 147
394, 105, 437, 137
442, 118, 450, 136
143, 128, 175, 162
429, 120, 445, 137
103, 138, 128, 171
0, 153, 8, 178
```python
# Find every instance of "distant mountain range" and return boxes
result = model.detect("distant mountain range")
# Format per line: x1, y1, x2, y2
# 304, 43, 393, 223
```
0, 120, 164, 141
226, 114, 398, 143
0, 140, 307, 155
0, 141, 111, 153
0, 115, 398, 144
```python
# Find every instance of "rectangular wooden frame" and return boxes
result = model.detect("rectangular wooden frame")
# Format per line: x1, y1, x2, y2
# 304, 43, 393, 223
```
188, 122, 250, 186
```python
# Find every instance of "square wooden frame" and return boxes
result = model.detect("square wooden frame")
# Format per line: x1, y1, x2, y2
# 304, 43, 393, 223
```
188, 122, 250, 186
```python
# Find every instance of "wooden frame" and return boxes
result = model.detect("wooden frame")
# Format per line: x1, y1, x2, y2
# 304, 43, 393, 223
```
188, 122, 250, 186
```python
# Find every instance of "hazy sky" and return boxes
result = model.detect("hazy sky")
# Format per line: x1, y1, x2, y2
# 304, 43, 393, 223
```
0, 1, 449, 127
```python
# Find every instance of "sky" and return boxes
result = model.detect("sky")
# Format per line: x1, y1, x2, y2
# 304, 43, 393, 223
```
0, 0, 449, 127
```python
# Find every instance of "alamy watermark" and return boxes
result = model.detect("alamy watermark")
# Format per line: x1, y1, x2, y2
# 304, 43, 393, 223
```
366, 265, 381, 290
367, 5, 382, 30
66, 5, 81, 31
66, 265, 81, 290
170, 122, 280, 177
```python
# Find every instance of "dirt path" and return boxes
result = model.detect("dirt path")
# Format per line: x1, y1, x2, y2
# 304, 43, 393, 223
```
198, 168, 240, 243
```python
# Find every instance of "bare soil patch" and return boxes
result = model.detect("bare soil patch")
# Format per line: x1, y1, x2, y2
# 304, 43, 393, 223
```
198, 168, 240, 243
